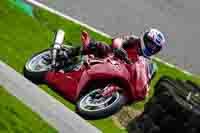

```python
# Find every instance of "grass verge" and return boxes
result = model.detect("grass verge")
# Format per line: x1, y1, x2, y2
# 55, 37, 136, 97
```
0, 0, 199, 132
0, 86, 57, 133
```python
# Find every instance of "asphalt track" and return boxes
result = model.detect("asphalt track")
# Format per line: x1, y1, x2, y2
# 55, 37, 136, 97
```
39, 0, 200, 75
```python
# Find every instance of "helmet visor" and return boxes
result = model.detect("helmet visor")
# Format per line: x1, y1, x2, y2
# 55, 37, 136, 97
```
143, 34, 161, 54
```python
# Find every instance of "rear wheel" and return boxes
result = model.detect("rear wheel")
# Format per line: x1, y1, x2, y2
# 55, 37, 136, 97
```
24, 46, 83, 83
24, 49, 52, 83
76, 84, 126, 119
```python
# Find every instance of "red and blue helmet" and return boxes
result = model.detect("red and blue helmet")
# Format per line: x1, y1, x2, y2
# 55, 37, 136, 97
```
140, 28, 166, 58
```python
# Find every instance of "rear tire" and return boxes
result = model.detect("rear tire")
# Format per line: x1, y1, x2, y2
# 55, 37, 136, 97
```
23, 49, 51, 83
76, 85, 126, 119
23, 66, 47, 84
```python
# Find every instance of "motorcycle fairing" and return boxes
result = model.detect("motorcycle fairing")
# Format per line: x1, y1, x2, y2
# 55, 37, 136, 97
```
45, 71, 83, 102
45, 56, 150, 103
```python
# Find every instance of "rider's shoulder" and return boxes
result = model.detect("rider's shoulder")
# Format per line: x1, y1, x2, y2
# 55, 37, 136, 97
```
129, 34, 139, 40
121, 33, 139, 41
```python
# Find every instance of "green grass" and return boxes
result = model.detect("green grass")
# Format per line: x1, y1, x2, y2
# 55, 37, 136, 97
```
0, 0, 200, 132
0, 86, 57, 133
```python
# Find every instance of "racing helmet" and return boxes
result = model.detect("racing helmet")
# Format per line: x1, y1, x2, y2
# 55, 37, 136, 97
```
140, 28, 166, 57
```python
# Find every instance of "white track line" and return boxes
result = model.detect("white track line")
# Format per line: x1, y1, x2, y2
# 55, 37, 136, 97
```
25, 0, 195, 76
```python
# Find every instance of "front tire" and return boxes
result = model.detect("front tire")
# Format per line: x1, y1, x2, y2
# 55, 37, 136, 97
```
76, 86, 126, 119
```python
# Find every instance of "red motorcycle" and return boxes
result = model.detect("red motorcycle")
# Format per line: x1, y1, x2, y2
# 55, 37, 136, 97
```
24, 30, 156, 119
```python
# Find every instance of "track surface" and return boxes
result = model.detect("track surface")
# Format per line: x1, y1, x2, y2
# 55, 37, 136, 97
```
40, 0, 200, 74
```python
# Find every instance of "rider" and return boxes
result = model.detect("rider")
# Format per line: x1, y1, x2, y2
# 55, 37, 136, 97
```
80, 28, 166, 100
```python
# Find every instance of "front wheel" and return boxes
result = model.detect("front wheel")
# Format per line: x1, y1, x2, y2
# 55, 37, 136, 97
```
76, 85, 126, 119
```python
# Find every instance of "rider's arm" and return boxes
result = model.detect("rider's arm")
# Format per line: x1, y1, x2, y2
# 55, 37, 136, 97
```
81, 31, 112, 57
82, 40, 112, 57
